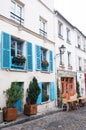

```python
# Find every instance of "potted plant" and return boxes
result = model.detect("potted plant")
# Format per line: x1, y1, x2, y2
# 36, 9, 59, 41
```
3, 82, 23, 122
76, 81, 81, 97
41, 59, 49, 67
42, 94, 49, 102
13, 54, 26, 65
24, 77, 40, 115
57, 85, 62, 107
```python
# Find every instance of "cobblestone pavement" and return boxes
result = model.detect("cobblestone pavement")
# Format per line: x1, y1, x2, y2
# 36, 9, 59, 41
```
1, 106, 86, 130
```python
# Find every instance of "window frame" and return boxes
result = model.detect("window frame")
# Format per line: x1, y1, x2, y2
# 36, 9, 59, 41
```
39, 17, 47, 37
68, 52, 71, 67
58, 21, 63, 37
77, 36, 81, 49
66, 28, 71, 42
11, 37, 25, 70
10, 0, 24, 24
42, 82, 50, 102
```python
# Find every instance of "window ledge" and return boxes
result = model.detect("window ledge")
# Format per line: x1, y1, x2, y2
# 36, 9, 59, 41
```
41, 100, 50, 104
59, 64, 65, 68
41, 70, 50, 74
9, 69, 27, 73
58, 35, 64, 40
66, 40, 71, 44
68, 66, 72, 70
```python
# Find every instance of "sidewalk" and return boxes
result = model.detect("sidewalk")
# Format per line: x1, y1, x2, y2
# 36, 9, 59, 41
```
0, 107, 62, 129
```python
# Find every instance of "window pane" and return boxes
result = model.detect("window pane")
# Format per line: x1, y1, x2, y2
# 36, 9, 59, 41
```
11, 41, 15, 56
17, 5, 22, 17
42, 83, 47, 95
17, 42, 22, 55
11, 1, 15, 13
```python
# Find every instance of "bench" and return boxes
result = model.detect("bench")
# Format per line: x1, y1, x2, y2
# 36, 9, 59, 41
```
62, 98, 79, 111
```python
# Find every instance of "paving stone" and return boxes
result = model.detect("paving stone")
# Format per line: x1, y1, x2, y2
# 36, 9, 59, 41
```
1, 106, 86, 130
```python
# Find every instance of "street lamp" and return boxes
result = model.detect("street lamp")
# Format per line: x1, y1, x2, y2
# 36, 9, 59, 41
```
59, 44, 66, 54
55, 44, 66, 56
55, 44, 66, 64
59, 45, 66, 65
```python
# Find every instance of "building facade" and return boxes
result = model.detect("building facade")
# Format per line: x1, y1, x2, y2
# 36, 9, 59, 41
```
0, 0, 86, 113
0, 0, 56, 113
54, 10, 86, 100
74, 27, 86, 97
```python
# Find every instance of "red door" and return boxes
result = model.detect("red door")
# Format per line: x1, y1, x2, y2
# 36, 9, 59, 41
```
61, 77, 74, 100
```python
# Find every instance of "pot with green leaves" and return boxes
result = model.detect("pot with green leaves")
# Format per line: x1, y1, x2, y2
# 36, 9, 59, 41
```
3, 82, 23, 122
24, 77, 40, 115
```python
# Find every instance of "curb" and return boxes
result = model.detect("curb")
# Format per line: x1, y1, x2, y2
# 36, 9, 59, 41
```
0, 108, 62, 129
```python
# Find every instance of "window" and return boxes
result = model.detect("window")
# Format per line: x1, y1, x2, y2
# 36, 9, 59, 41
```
78, 57, 82, 71
68, 52, 71, 67
41, 48, 49, 71
83, 39, 85, 51
39, 17, 47, 37
61, 77, 74, 98
84, 60, 86, 71
2, 32, 33, 71
11, 38, 25, 69
77, 36, 81, 49
66, 28, 71, 42
42, 83, 49, 102
60, 53, 64, 65
10, 0, 24, 24
58, 21, 63, 37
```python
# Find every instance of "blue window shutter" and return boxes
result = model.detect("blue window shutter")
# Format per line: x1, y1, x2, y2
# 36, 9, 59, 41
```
26, 41, 33, 71
49, 50, 53, 72
2, 32, 11, 69
36, 82, 42, 104
50, 82, 55, 101
35, 45, 41, 70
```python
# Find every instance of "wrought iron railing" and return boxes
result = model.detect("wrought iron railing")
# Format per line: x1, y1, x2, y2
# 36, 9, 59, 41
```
10, 12, 24, 25
39, 29, 47, 37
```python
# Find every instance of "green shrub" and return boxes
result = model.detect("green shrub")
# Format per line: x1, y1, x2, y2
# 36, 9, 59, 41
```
26, 77, 40, 104
4, 82, 23, 107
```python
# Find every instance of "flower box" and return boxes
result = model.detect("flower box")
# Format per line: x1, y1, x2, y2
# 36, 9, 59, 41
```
41, 60, 49, 67
13, 55, 26, 65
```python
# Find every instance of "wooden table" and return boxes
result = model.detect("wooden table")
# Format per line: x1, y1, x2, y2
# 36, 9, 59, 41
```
78, 96, 86, 107
62, 98, 79, 111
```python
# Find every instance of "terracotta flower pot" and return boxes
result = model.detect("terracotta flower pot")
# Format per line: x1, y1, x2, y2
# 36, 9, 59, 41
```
24, 104, 37, 115
3, 107, 17, 122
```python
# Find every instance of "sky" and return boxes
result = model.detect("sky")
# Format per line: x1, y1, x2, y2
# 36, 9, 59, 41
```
54, 0, 86, 35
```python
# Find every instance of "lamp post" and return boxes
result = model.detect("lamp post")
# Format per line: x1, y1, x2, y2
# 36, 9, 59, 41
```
59, 45, 66, 65
55, 44, 66, 107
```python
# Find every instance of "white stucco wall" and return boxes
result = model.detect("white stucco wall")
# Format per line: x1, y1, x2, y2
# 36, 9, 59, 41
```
0, 0, 56, 112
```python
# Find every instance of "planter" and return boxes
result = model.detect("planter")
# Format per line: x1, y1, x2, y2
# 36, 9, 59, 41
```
13, 55, 26, 65
41, 60, 49, 67
3, 107, 17, 122
24, 104, 37, 115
